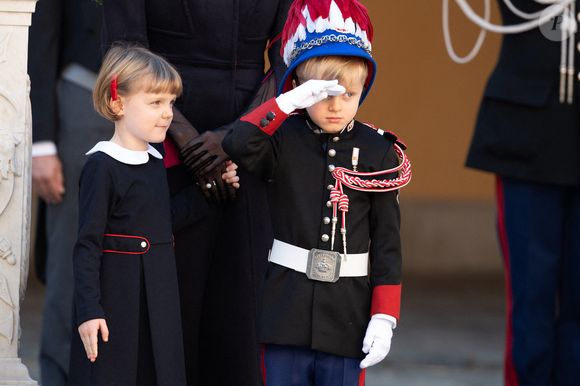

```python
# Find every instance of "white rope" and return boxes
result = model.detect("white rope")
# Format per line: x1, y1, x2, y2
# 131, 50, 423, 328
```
442, 0, 574, 64
566, 1, 576, 103
442, 0, 490, 63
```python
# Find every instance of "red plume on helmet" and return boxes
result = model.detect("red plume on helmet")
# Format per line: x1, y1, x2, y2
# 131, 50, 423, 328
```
282, 0, 373, 54
278, 0, 377, 103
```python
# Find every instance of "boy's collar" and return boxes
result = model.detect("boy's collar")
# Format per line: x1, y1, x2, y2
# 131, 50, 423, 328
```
86, 141, 163, 165
305, 115, 355, 135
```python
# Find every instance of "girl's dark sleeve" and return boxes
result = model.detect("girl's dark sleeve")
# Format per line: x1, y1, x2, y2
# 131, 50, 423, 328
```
73, 157, 115, 325
222, 99, 289, 180
368, 144, 403, 320
101, 0, 148, 50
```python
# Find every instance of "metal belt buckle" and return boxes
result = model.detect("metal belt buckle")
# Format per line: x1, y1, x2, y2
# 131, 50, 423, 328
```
306, 248, 341, 283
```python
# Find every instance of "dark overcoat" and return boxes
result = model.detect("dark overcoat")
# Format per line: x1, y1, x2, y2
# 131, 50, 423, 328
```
101, 2, 292, 384
467, 0, 580, 185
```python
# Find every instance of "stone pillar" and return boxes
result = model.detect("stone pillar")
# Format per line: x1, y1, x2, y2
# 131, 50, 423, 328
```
0, 0, 37, 384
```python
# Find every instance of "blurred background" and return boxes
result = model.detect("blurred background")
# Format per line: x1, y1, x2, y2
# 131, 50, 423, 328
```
20, 1, 508, 385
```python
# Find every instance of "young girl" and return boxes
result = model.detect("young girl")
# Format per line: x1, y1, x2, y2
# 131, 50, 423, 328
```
68, 44, 191, 386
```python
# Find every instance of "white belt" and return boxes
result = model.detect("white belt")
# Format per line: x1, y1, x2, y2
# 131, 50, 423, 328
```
61, 63, 97, 91
269, 239, 369, 277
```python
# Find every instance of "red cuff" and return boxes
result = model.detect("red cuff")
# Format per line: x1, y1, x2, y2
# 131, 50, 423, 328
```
370, 284, 402, 320
240, 98, 288, 136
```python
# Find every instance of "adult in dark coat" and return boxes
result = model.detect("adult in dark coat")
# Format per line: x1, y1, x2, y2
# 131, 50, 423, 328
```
466, 1, 580, 385
102, 1, 291, 385
28, 1, 113, 384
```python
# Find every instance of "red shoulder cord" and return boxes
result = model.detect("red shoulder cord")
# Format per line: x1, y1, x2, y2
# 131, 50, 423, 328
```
329, 143, 412, 259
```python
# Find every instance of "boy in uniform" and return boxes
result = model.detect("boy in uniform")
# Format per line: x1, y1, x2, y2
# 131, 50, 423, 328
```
223, 0, 412, 384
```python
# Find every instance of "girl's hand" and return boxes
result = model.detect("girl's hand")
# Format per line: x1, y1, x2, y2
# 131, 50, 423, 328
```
78, 318, 109, 362
222, 160, 240, 189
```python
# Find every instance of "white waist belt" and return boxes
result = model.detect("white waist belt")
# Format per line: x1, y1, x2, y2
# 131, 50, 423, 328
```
269, 239, 369, 277
61, 63, 97, 91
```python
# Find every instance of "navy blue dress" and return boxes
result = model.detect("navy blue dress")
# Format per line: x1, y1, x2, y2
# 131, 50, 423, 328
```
69, 144, 186, 386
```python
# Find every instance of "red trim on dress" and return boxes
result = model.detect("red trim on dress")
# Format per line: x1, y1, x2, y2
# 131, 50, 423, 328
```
240, 98, 288, 136
496, 176, 519, 386
370, 284, 401, 320
163, 137, 182, 168
102, 233, 150, 255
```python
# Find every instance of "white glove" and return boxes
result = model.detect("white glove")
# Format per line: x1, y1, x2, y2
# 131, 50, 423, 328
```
359, 314, 396, 369
275, 79, 346, 114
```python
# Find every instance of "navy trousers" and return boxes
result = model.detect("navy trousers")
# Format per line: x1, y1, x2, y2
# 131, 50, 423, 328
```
497, 176, 580, 386
261, 345, 364, 386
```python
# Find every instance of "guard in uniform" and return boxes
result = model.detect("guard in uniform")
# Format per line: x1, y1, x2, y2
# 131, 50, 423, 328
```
223, 1, 412, 384
466, 1, 580, 385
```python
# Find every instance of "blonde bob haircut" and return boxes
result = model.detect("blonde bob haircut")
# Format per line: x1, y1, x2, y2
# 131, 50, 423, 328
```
94, 43, 183, 121
295, 56, 368, 88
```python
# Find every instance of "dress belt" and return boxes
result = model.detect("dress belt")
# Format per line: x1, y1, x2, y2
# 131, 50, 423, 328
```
269, 239, 369, 278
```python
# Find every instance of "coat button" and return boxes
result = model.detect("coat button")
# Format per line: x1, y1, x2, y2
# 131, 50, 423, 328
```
577, 12, 580, 23
332, 136, 340, 143
266, 111, 276, 121
328, 149, 336, 157
328, 164, 335, 172
326, 200, 332, 208
577, 72, 580, 82
577, 41, 580, 52
323, 217, 331, 224
260, 118, 269, 127
327, 184, 334, 191
321, 234, 329, 242
140, 241, 147, 249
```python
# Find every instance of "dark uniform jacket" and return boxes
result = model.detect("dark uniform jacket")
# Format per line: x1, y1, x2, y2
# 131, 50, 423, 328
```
223, 99, 403, 358
29, 0, 102, 143
467, 0, 580, 186
69, 149, 186, 386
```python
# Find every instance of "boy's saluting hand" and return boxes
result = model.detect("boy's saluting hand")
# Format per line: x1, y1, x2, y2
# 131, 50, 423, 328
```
78, 318, 109, 362
275, 79, 345, 114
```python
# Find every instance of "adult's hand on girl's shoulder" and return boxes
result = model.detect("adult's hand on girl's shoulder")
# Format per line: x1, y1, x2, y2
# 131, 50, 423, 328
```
78, 318, 109, 362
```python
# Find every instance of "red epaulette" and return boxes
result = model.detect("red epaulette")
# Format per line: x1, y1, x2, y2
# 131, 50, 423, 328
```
362, 122, 407, 150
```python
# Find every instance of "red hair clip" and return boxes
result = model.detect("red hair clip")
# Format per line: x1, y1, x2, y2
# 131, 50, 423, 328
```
110, 75, 118, 101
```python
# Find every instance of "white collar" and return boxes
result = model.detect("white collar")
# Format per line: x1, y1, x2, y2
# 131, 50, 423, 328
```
86, 141, 163, 165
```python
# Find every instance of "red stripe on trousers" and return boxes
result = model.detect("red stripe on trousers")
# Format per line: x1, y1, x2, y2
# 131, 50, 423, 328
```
496, 176, 519, 386
358, 368, 366, 386
260, 345, 267, 386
